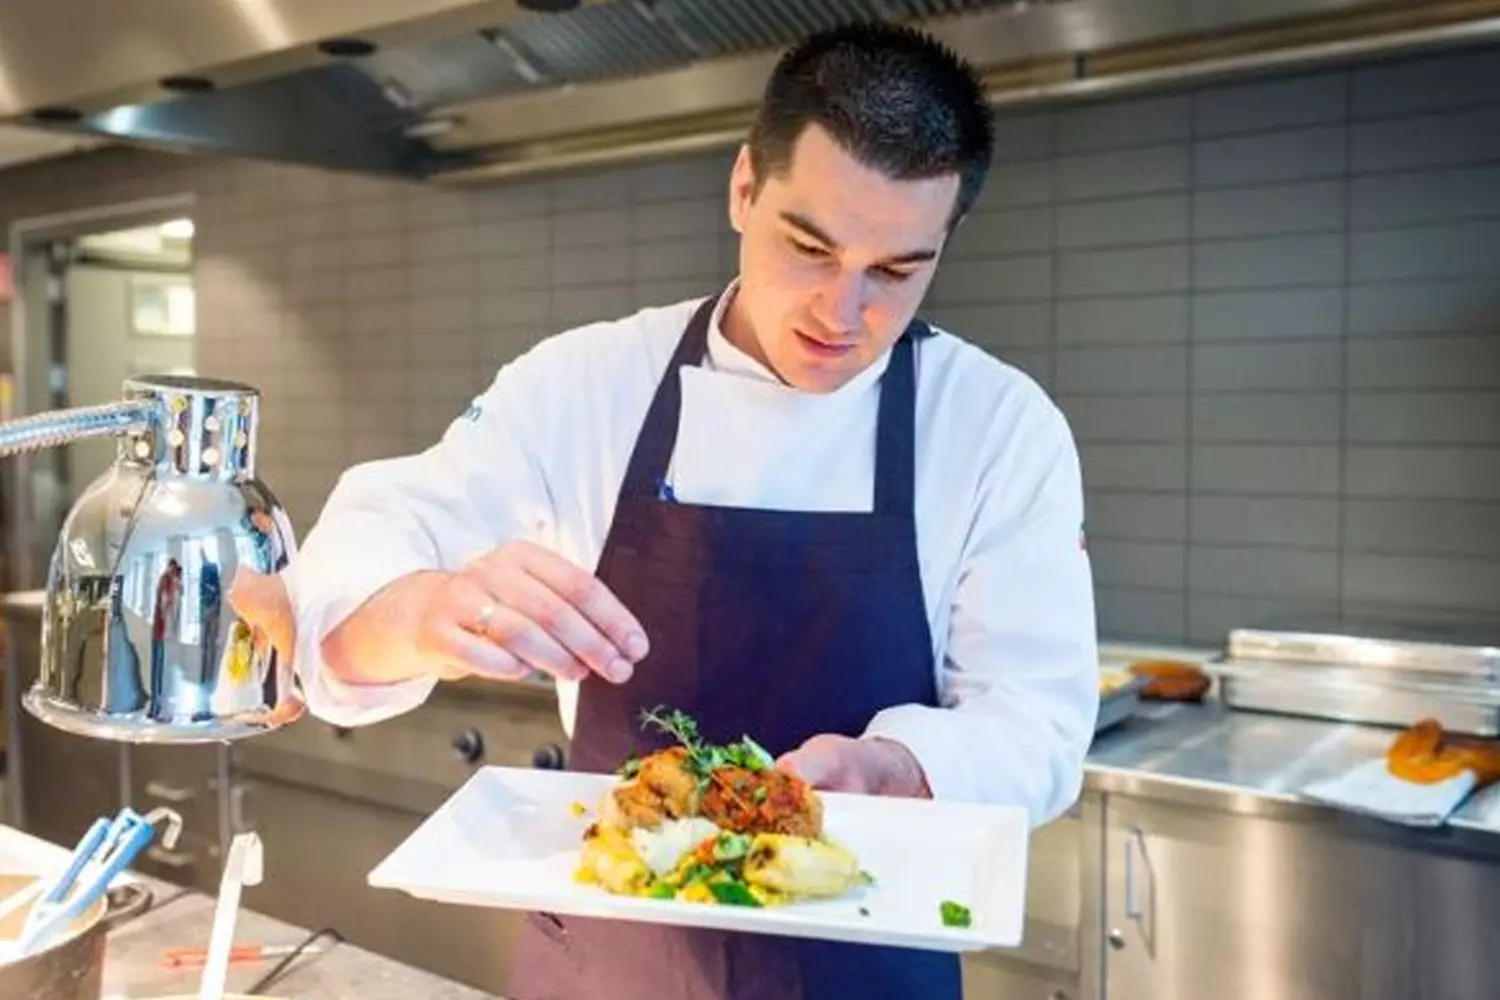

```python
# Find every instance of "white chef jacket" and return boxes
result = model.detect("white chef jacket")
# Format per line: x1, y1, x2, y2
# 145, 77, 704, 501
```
285, 282, 1099, 827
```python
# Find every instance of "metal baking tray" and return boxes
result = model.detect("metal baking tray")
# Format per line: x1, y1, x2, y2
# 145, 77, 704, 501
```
1226, 616, 1500, 681
1210, 658, 1500, 737
1095, 672, 1147, 733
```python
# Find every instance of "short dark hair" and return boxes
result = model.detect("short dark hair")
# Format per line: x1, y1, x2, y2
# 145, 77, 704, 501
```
746, 21, 995, 225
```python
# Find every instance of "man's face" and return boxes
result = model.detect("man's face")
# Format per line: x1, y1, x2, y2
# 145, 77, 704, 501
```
726, 124, 960, 393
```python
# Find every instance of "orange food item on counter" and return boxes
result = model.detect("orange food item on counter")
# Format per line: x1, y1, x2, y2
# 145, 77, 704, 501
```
1128, 660, 1211, 702
1385, 718, 1500, 787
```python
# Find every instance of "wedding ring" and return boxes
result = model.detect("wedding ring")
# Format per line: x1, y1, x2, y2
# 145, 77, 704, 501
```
474, 603, 499, 630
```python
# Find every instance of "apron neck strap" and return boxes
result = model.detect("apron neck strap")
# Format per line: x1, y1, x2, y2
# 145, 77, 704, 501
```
873, 318, 921, 518
619, 293, 925, 517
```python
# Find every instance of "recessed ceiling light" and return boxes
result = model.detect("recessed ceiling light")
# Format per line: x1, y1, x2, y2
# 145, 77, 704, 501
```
160, 76, 215, 94
30, 107, 83, 124
318, 38, 378, 58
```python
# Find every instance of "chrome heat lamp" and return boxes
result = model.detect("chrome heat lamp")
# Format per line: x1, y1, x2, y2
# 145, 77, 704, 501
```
0, 375, 303, 743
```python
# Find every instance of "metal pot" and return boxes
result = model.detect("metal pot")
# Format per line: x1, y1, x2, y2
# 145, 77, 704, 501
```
0, 873, 153, 1000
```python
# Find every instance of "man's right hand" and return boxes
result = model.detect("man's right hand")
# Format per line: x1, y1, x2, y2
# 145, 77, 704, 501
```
230, 540, 649, 688
391, 540, 649, 685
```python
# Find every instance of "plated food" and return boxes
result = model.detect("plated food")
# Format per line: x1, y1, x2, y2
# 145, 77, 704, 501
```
574, 708, 872, 909
368, 743, 1029, 949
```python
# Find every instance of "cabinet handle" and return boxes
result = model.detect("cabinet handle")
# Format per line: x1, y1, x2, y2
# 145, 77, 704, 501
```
145, 780, 194, 803
1124, 826, 1142, 921
1122, 825, 1156, 957
146, 845, 195, 869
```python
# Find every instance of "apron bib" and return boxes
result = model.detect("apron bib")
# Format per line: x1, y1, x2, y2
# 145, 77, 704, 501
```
509, 296, 961, 1000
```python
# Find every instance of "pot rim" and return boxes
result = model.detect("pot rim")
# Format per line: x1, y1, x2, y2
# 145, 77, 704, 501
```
0, 878, 151, 968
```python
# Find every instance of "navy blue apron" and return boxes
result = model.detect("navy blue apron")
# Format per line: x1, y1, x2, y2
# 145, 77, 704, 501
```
508, 295, 961, 1000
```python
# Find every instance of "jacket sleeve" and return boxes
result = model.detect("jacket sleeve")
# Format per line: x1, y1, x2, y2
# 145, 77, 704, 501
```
864, 394, 1099, 827
284, 351, 560, 728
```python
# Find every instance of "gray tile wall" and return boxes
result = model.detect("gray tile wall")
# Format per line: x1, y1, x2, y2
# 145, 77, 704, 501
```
927, 44, 1500, 644
0, 43, 1497, 645
0, 148, 740, 552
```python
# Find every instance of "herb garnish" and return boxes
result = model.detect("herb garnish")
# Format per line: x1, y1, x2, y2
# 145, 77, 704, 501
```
713, 833, 752, 862
663, 853, 763, 908
640, 706, 705, 750
939, 900, 972, 928
708, 880, 760, 907
639, 706, 775, 793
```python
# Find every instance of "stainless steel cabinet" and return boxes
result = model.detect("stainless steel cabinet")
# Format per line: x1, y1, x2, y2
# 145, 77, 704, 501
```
1102, 796, 1355, 1000
126, 742, 229, 892
962, 955, 1076, 1000
959, 803, 1092, 999
230, 682, 570, 996
1010, 806, 1088, 976
1100, 795, 1500, 1000
236, 772, 525, 993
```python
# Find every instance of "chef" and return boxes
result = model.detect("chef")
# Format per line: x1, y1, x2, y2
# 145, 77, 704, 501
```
231, 19, 1098, 1000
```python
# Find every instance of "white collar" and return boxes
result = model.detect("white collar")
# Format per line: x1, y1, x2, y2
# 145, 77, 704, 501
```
701, 279, 895, 397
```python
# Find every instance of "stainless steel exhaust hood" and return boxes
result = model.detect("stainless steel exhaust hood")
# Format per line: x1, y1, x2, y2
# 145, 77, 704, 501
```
2, 0, 1499, 182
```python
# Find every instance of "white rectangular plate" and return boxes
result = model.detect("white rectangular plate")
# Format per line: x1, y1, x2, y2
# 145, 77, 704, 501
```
367, 766, 1029, 952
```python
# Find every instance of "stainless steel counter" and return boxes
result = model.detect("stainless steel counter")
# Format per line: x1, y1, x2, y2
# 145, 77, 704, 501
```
1085, 697, 1500, 844
102, 874, 500, 999
1062, 698, 1500, 1000
12, 613, 1499, 1000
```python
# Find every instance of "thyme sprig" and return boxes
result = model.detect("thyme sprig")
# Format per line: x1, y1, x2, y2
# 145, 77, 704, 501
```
627, 706, 775, 793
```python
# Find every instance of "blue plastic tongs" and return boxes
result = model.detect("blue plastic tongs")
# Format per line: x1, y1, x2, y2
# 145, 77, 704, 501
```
14, 808, 161, 955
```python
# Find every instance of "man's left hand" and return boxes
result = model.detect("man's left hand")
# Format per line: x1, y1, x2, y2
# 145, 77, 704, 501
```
777, 734, 932, 798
